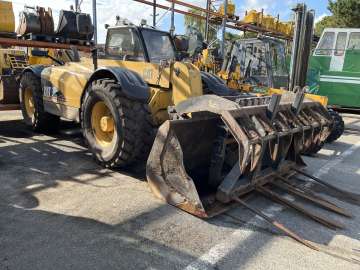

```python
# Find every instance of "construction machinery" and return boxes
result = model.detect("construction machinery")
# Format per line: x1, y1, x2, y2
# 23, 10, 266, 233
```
17, 6, 94, 43
17, 6, 55, 36
18, 19, 334, 220
192, 4, 344, 147
0, 49, 28, 108
0, 0, 15, 36
308, 28, 360, 110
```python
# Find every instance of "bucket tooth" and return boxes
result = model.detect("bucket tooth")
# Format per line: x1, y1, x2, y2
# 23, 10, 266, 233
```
256, 186, 345, 230
273, 177, 352, 218
232, 197, 319, 250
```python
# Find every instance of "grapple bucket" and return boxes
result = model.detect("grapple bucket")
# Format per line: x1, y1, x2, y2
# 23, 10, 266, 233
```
146, 93, 333, 218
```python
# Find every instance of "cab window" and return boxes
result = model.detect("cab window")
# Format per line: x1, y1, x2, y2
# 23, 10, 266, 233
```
315, 32, 335, 55
105, 28, 145, 61
142, 29, 175, 63
348, 32, 360, 50
334, 32, 347, 56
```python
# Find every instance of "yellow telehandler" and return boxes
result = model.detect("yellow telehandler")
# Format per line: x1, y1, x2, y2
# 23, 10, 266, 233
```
19, 20, 356, 248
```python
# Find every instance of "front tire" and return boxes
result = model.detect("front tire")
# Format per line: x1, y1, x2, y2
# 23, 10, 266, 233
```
81, 79, 152, 168
19, 72, 60, 132
326, 109, 344, 143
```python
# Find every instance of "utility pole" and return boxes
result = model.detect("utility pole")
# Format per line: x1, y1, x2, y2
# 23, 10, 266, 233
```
153, 0, 157, 27
204, 0, 211, 42
75, 0, 79, 12
221, 0, 228, 57
170, 0, 175, 36
92, 0, 97, 45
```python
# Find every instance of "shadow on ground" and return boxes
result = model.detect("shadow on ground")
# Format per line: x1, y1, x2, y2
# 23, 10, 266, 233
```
1, 117, 360, 270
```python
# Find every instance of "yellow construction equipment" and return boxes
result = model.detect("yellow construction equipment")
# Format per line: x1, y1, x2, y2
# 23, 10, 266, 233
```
0, 1, 15, 34
0, 49, 28, 106
18, 21, 333, 221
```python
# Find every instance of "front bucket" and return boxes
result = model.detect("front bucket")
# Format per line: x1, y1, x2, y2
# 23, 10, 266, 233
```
146, 94, 332, 218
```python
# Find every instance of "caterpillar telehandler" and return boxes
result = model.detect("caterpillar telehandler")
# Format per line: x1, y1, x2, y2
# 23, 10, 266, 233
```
19, 20, 334, 221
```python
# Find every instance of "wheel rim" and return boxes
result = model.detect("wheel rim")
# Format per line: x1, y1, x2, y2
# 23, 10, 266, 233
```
91, 101, 116, 146
24, 88, 35, 118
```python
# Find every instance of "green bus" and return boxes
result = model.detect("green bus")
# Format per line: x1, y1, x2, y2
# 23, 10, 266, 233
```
308, 28, 360, 109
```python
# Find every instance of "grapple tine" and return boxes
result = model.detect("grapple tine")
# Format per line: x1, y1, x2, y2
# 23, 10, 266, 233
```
221, 110, 251, 173
256, 186, 345, 230
146, 94, 334, 218
293, 168, 360, 203
272, 177, 352, 218
232, 197, 319, 251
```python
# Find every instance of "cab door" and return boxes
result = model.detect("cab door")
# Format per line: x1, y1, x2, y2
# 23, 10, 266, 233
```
330, 32, 348, 71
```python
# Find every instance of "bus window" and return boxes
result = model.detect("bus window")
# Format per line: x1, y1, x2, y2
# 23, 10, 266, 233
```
315, 32, 335, 55
348, 32, 360, 49
335, 32, 347, 56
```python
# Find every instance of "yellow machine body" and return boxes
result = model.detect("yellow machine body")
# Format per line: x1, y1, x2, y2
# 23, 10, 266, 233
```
0, 1, 15, 33
219, 1, 235, 17
41, 58, 202, 124
267, 88, 329, 107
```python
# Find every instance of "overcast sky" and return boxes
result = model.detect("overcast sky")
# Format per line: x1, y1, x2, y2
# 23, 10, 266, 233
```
11, 0, 329, 43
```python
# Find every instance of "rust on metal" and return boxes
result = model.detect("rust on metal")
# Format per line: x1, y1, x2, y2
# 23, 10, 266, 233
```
0, 37, 91, 52
256, 186, 345, 230
147, 93, 333, 218
293, 168, 360, 202
232, 197, 319, 250
274, 176, 352, 217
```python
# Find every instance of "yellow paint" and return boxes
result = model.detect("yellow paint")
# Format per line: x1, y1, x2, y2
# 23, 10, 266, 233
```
171, 62, 203, 105
148, 88, 172, 124
0, 1, 15, 33
0, 49, 27, 73
219, 1, 235, 17
268, 88, 329, 107
24, 87, 34, 118
243, 10, 260, 24
91, 101, 115, 146
43, 55, 204, 124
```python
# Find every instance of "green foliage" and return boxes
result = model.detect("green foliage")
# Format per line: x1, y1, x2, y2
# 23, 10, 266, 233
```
329, 0, 360, 28
184, 8, 219, 41
224, 32, 241, 42
315, 15, 338, 36
315, 0, 360, 36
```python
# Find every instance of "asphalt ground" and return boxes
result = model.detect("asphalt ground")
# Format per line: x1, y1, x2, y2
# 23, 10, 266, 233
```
1, 110, 360, 270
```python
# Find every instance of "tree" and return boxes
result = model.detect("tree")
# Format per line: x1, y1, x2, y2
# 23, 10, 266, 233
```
315, 15, 338, 36
329, 0, 360, 28
184, 8, 219, 42
315, 0, 360, 36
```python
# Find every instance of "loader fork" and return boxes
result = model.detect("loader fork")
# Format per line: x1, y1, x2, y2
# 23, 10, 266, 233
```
146, 93, 358, 249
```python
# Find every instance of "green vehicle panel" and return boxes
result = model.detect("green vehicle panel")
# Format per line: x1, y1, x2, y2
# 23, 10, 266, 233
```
308, 28, 360, 108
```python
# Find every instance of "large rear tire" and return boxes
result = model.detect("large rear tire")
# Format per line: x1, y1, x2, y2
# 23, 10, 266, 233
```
81, 79, 153, 168
326, 109, 344, 143
19, 72, 60, 132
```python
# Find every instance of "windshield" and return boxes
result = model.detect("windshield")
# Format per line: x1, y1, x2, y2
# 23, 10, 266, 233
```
105, 28, 145, 61
142, 30, 176, 63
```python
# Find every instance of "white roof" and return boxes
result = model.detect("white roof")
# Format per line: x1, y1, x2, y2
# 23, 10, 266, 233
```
324, 28, 360, 32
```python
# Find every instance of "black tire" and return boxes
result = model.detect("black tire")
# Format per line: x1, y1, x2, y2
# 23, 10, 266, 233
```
303, 141, 324, 156
19, 72, 60, 132
81, 79, 154, 168
326, 109, 344, 143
